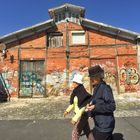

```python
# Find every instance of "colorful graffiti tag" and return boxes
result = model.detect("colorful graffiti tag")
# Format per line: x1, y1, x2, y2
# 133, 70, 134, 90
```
21, 71, 45, 96
120, 67, 140, 92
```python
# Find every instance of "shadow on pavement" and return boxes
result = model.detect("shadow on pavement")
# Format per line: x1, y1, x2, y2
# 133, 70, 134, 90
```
113, 133, 124, 140
81, 131, 125, 140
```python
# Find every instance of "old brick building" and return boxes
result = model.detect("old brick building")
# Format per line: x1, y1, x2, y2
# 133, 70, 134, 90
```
0, 3, 140, 98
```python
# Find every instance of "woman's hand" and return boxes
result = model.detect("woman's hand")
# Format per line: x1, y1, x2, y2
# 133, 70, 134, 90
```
85, 104, 90, 112
86, 104, 95, 111
71, 119, 76, 125
63, 111, 68, 117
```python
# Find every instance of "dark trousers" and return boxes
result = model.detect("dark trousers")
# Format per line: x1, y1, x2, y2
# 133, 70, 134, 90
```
93, 130, 113, 140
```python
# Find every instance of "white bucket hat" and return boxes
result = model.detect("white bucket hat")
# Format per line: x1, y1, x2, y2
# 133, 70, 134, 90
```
72, 74, 83, 84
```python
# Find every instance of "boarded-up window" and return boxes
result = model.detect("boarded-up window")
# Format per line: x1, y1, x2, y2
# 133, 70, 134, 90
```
48, 33, 63, 48
72, 31, 85, 44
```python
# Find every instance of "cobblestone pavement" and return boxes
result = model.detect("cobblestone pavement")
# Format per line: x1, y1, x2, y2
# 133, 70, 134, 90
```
0, 93, 140, 120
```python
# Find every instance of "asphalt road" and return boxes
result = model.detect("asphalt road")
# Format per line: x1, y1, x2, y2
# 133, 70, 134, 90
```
0, 117, 140, 140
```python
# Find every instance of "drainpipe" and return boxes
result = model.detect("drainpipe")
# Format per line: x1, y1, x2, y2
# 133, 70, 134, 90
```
87, 31, 92, 93
65, 18, 70, 88
136, 36, 140, 81
115, 37, 120, 94
18, 47, 20, 98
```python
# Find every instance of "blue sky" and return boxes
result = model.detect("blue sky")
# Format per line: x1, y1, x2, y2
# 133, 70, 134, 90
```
0, 0, 140, 36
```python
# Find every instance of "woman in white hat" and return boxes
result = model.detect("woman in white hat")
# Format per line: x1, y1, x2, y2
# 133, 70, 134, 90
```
64, 73, 94, 140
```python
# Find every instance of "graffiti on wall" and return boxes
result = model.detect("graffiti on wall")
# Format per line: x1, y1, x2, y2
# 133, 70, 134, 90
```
21, 71, 45, 96
46, 70, 68, 96
46, 65, 90, 96
1, 65, 18, 94
120, 68, 139, 85
119, 65, 140, 92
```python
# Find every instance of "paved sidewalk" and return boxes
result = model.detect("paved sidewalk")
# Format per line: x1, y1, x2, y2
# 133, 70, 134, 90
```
0, 95, 140, 120
0, 117, 140, 140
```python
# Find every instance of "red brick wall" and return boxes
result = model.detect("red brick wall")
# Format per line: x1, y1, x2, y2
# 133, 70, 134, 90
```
0, 22, 139, 97
20, 32, 46, 48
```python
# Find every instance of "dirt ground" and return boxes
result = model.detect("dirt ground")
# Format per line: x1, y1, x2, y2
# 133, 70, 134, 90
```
0, 93, 140, 120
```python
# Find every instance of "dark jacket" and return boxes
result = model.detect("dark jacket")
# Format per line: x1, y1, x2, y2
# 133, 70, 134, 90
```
91, 81, 116, 133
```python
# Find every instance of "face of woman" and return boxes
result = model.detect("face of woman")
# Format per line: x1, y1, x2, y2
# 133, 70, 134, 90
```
72, 82, 79, 89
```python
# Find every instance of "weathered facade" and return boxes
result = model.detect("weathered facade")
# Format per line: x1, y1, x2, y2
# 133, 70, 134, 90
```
0, 3, 140, 98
